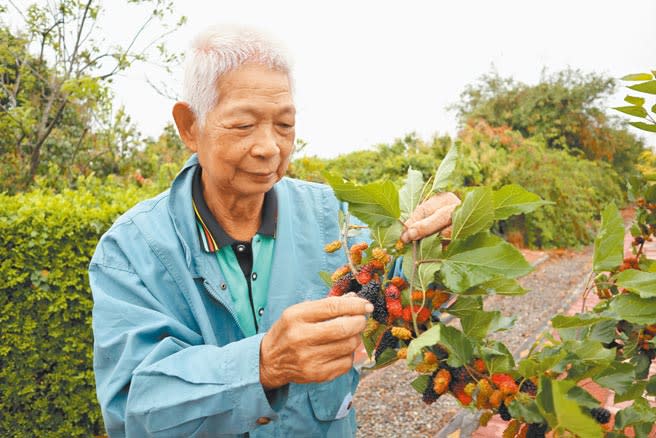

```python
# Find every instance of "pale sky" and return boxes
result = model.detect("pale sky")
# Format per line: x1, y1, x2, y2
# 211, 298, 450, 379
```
105, 1, 655, 156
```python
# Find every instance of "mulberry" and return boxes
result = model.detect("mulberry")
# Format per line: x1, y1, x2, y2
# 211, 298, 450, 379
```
385, 284, 401, 300
330, 266, 350, 282
324, 240, 342, 253
329, 272, 355, 296
402, 305, 431, 324
357, 280, 381, 303
391, 326, 412, 341
374, 330, 398, 362
502, 420, 520, 438
433, 369, 451, 394
372, 295, 388, 324
479, 410, 494, 427
390, 276, 407, 289
498, 402, 512, 421
590, 407, 611, 424
473, 358, 487, 374
422, 376, 440, 405
526, 423, 548, 438
356, 264, 374, 285
386, 298, 403, 319
519, 379, 537, 396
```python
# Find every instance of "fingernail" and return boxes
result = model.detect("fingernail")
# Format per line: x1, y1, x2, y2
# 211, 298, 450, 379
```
365, 303, 374, 313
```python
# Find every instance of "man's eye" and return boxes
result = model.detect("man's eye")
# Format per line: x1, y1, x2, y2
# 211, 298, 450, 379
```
278, 123, 294, 129
235, 124, 254, 130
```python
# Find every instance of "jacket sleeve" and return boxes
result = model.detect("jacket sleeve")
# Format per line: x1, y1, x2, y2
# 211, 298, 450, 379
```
90, 247, 287, 437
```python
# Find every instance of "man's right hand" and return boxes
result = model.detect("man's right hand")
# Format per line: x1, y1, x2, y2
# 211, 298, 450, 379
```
259, 295, 373, 390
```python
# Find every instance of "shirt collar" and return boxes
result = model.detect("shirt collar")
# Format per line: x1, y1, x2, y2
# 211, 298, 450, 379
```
191, 166, 277, 252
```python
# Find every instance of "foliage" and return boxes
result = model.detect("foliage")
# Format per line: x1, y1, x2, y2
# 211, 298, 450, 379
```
613, 70, 656, 133
0, 0, 184, 191
0, 177, 157, 437
452, 69, 645, 176
324, 146, 656, 437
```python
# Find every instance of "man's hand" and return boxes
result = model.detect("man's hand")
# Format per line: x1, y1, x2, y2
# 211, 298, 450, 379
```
259, 296, 372, 390
400, 192, 461, 243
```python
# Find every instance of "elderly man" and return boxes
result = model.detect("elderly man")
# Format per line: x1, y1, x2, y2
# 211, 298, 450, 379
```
90, 25, 459, 437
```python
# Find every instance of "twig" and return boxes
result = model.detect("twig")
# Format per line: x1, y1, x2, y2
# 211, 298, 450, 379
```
340, 212, 358, 277
579, 271, 595, 312
410, 240, 420, 335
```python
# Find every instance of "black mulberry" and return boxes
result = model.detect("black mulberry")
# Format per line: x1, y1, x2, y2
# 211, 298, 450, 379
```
590, 407, 611, 424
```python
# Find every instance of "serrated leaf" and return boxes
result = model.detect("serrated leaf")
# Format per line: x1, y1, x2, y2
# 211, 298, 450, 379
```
374, 347, 398, 368
441, 232, 532, 292
608, 294, 656, 324
508, 399, 544, 424
621, 73, 653, 81
461, 277, 527, 296
629, 121, 656, 132
616, 269, 656, 298
551, 313, 612, 328
371, 222, 402, 249
406, 324, 473, 367
458, 309, 515, 340
319, 271, 333, 287
566, 386, 601, 409
615, 399, 656, 428
613, 105, 648, 118
519, 349, 567, 377
588, 319, 617, 343
628, 80, 656, 94
593, 204, 624, 271
646, 375, 656, 396
593, 362, 635, 395
493, 184, 550, 220
481, 342, 515, 374
614, 381, 646, 404
410, 374, 430, 394
325, 174, 400, 227
450, 187, 494, 240
362, 323, 387, 358
536, 378, 603, 437
419, 233, 442, 260
432, 144, 458, 192
624, 95, 646, 106
418, 262, 441, 291
399, 167, 424, 218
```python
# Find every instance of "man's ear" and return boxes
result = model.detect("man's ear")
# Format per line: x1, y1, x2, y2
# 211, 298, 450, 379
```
172, 102, 199, 152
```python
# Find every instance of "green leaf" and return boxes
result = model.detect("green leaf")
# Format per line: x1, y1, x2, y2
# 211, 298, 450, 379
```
458, 309, 515, 340
406, 324, 473, 367
593, 362, 635, 395
461, 277, 526, 296
614, 381, 646, 403
371, 222, 402, 249
615, 399, 656, 428
399, 167, 424, 219
652, 103, 656, 113
536, 378, 603, 437
325, 174, 400, 227
624, 95, 646, 106
450, 187, 494, 240
628, 80, 656, 94
616, 269, 656, 298
593, 204, 624, 272
588, 320, 617, 343
508, 399, 544, 424
565, 340, 615, 365
621, 73, 653, 81
551, 313, 612, 329
446, 296, 483, 317
608, 294, 656, 324
441, 232, 532, 292
410, 374, 430, 394
419, 233, 442, 260
566, 386, 601, 409
613, 105, 648, 118
646, 375, 656, 396
493, 184, 550, 220
319, 271, 333, 287
417, 262, 441, 292
481, 342, 515, 374
406, 324, 442, 365
432, 144, 458, 192
629, 121, 656, 132
362, 323, 387, 358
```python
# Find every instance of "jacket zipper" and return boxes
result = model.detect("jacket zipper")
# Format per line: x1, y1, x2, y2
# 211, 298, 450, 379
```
201, 278, 247, 338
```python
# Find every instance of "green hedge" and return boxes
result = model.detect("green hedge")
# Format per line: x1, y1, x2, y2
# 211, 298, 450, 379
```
0, 177, 155, 437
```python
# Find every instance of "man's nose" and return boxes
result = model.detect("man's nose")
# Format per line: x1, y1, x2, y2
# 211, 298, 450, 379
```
251, 124, 279, 158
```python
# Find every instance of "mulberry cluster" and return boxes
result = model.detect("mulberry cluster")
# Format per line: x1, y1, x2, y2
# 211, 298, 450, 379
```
498, 402, 512, 421
328, 271, 357, 297
422, 373, 441, 405
519, 379, 537, 396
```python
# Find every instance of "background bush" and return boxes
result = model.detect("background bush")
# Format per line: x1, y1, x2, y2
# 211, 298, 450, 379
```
0, 177, 158, 437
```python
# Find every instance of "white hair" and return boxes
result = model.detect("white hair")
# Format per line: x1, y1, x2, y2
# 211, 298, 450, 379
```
182, 24, 294, 125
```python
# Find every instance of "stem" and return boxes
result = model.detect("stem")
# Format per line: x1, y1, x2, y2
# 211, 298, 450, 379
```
579, 271, 595, 312
341, 212, 358, 276
410, 240, 420, 335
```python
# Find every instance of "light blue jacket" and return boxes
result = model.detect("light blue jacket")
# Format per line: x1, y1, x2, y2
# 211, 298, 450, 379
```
90, 155, 360, 437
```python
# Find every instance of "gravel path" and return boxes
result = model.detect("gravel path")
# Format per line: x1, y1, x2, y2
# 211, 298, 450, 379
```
353, 247, 593, 438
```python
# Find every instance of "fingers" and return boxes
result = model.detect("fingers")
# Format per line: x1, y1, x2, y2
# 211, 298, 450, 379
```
309, 314, 368, 345
401, 192, 461, 243
295, 296, 373, 323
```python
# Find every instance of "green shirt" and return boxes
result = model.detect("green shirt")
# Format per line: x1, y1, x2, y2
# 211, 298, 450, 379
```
191, 167, 277, 337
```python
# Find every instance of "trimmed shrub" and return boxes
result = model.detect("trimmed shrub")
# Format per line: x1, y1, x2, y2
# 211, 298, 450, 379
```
0, 177, 156, 437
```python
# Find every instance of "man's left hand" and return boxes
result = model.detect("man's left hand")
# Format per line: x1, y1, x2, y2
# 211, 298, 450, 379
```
400, 192, 461, 243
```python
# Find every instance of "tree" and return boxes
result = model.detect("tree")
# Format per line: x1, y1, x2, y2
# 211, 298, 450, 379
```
453, 68, 645, 176
0, 0, 184, 191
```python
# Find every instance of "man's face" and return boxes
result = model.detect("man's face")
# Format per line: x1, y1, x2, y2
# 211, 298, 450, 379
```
195, 62, 295, 198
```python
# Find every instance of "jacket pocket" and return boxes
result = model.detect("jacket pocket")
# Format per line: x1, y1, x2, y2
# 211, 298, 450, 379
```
307, 368, 359, 421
